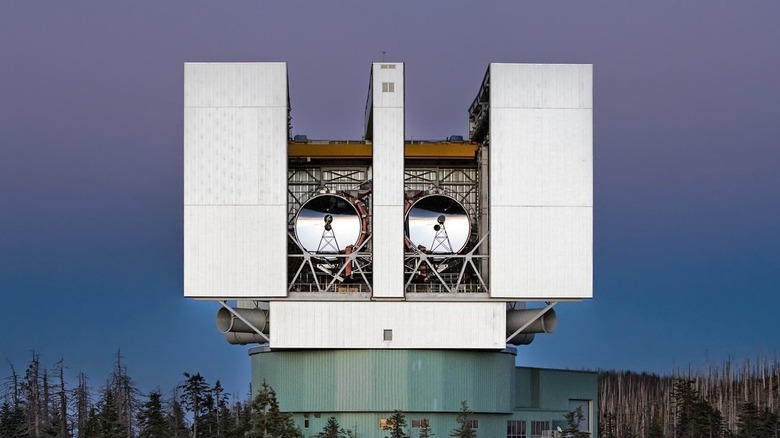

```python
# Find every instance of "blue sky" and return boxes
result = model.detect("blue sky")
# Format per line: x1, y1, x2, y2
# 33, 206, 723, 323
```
2, 1, 779, 397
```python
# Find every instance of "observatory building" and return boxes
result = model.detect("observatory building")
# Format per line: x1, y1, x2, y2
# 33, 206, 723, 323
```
184, 62, 596, 437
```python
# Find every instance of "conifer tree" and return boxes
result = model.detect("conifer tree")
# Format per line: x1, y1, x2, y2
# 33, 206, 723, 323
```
137, 390, 171, 438
166, 388, 188, 438
383, 411, 409, 438
72, 372, 92, 438
419, 419, 435, 438
180, 372, 209, 438
247, 381, 301, 438
317, 416, 347, 438
646, 417, 665, 438
22, 353, 42, 438
449, 401, 475, 438
0, 401, 27, 438
91, 389, 128, 438
108, 351, 138, 438
563, 406, 591, 438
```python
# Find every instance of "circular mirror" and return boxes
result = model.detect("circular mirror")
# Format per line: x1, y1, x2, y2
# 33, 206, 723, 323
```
294, 194, 362, 254
405, 194, 470, 254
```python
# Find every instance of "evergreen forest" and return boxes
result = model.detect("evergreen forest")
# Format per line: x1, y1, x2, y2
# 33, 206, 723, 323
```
3, 352, 780, 437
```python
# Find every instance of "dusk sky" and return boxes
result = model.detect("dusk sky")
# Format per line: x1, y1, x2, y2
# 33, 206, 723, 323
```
2, 1, 779, 397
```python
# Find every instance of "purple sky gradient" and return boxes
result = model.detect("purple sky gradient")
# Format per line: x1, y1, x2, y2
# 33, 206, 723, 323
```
2, 1, 780, 395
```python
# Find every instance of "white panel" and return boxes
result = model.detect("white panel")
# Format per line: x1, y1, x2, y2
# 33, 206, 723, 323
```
184, 205, 286, 298
372, 107, 404, 206
490, 63, 592, 109
371, 63, 405, 297
184, 107, 260, 205
372, 63, 405, 109
184, 62, 287, 108
490, 206, 592, 299
488, 63, 593, 299
490, 108, 592, 207
255, 106, 288, 205
270, 301, 505, 349
183, 63, 288, 298
372, 205, 404, 297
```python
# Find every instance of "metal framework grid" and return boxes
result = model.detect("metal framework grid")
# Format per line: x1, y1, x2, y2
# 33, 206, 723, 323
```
287, 166, 373, 294
403, 166, 488, 295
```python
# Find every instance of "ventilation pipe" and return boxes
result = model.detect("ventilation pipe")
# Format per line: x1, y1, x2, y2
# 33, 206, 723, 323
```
507, 333, 535, 345
506, 308, 557, 345
223, 332, 269, 345
216, 307, 269, 345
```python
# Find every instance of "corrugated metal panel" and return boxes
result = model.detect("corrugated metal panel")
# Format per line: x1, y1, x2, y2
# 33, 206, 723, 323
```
371, 109, 404, 206
488, 63, 592, 299
252, 349, 515, 413
490, 205, 592, 299
490, 108, 592, 207
490, 63, 592, 109
184, 62, 287, 108
371, 205, 404, 297
371, 63, 405, 297
184, 205, 286, 297
183, 63, 287, 298
269, 301, 505, 349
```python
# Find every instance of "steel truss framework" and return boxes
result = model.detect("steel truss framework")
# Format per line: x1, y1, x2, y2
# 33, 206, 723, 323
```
286, 165, 489, 296
404, 166, 488, 294
287, 166, 373, 294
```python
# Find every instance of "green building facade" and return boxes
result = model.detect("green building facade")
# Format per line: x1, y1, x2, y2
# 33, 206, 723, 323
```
250, 348, 598, 438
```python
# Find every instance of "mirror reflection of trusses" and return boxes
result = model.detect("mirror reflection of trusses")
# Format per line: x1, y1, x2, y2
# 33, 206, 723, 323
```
404, 166, 488, 295
287, 166, 373, 296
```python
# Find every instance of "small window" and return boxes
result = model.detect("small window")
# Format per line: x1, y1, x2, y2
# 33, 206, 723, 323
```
507, 420, 526, 438
380, 418, 394, 429
467, 419, 479, 429
412, 418, 430, 429
382, 82, 395, 92
530, 421, 549, 437
568, 399, 592, 432
383, 329, 393, 341
380, 64, 396, 69
304, 419, 310, 429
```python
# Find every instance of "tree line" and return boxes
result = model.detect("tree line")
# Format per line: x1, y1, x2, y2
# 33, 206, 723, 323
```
0, 351, 295, 438
3, 353, 534, 438
599, 356, 780, 438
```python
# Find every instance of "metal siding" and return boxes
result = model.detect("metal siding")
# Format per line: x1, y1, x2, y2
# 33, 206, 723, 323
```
270, 301, 505, 349
371, 63, 405, 297
491, 206, 592, 298
537, 369, 599, 414
184, 107, 260, 206
372, 108, 404, 206
252, 350, 515, 413
183, 63, 287, 298
184, 62, 287, 108
488, 63, 593, 299
184, 205, 286, 297
490, 63, 592, 109
371, 204, 404, 297
490, 108, 592, 207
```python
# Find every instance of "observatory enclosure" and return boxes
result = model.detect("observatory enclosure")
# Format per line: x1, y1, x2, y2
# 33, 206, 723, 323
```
183, 61, 596, 437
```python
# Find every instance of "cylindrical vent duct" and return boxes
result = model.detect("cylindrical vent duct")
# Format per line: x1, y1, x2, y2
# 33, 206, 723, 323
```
224, 332, 268, 345
405, 194, 471, 254
216, 307, 269, 334
506, 308, 557, 337
507, 333, 536, 346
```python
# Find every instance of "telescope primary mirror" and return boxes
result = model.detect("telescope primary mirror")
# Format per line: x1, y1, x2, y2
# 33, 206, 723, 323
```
294, 194, 363, 254
406, 194, 471, 254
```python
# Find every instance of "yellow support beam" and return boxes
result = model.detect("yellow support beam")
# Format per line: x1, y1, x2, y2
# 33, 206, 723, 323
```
288, 142, 478, 160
